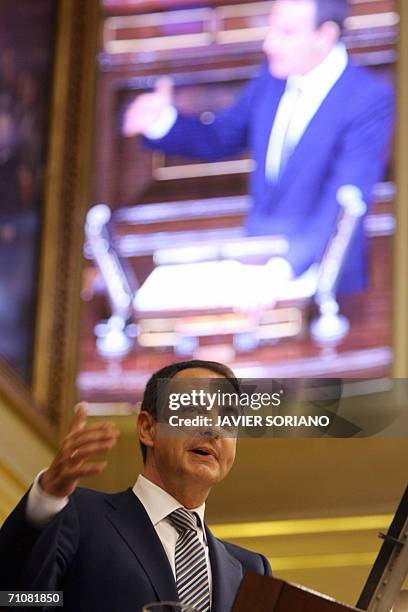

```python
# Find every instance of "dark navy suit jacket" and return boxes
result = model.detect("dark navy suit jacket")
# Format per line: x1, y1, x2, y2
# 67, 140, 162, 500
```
145, 62, 395, 293
0, 487, 271, 611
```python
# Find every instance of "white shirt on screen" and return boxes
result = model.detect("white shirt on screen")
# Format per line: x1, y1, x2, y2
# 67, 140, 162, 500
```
144, 104, 178, 139
265, 43, 348, 181
25, 472, 212, 596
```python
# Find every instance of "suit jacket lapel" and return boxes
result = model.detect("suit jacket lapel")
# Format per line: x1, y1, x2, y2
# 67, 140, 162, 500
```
104, 490, 244, 610
206, 525, 243, 612
277, 63, 353, 192
261, 77, 286, 176
104, 489, 179, 603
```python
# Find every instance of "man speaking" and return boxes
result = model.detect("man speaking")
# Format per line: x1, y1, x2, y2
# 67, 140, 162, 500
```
0, 360, 271, 611
123, 0, 395, 298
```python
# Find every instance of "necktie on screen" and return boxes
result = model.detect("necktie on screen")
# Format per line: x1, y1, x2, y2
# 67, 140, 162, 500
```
168, 508, 211, 612
265, 81, 303, 182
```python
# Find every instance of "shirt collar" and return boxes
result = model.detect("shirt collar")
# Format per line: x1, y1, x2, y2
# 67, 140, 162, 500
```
133, 474, 207, 540
287, 42, 348, 94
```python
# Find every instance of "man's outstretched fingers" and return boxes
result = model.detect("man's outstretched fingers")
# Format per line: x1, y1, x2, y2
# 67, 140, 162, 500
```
69, 462, 108, 478
65, 426, 119, 451
155, 76, 174, 104
70, 402, 88, 434
65, 422, 117, 445
68, 439, 118, 464
40, 407, 120, 497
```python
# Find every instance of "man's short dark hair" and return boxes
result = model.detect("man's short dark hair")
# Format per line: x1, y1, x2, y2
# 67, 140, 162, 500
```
276, 0, 349, 31
139, 359, 239, 463
313, 0, 349, 30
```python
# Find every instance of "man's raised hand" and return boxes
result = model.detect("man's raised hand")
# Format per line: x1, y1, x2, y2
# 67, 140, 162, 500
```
122, 76, 174, 137
40, 402, 120, 498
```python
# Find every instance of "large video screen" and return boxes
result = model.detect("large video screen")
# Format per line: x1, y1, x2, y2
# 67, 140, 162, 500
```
78, 0, 397, 405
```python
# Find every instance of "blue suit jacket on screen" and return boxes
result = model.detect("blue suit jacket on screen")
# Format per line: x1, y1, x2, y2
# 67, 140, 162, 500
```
145, 62, 395, 293
0, 487, 271, 611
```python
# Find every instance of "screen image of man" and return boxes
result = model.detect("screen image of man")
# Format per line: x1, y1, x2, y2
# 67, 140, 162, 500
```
0, 360, 271, 611
123, 0, 395, 297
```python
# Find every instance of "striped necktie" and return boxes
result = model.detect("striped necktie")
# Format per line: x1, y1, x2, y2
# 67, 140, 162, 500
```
168, 508, 211, 612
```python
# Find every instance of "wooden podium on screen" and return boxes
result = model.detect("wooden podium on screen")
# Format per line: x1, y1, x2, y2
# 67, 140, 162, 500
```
233, 574, 358, 612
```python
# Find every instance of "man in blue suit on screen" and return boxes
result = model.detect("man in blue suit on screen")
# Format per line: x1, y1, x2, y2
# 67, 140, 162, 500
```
0, 360, 271, 611
123, 0, 395, 299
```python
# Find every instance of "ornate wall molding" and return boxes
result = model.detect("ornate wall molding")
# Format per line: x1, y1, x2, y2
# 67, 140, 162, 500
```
32, 0, 100, 436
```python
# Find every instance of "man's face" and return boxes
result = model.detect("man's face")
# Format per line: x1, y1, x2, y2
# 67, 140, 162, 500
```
144, 368, 237, 491
263, 0, 324, 78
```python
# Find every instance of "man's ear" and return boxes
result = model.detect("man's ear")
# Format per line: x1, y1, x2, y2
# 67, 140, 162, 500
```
318, 20, 341, 48
137, 410, 156, 451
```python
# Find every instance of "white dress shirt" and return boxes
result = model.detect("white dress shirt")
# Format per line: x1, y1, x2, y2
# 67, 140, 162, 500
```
26, 470, 69, 525
144, 104, 178, 139
25, 472, 212, 600
265, 43, 349, 181
133, 474, 212, 597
